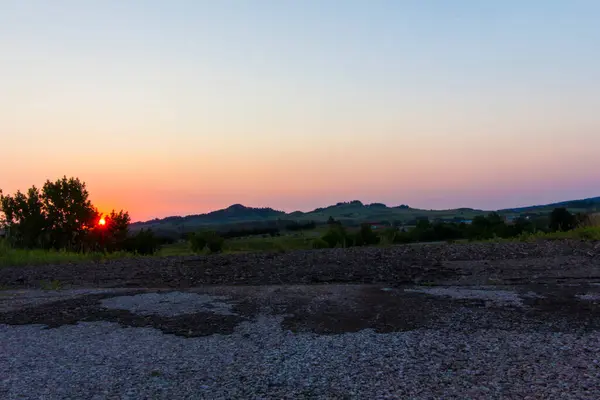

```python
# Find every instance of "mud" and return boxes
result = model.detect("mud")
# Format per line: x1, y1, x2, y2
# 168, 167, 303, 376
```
1, 283, 599, 337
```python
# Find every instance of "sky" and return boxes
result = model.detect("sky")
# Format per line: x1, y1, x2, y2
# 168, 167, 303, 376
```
1, 0, 599, 221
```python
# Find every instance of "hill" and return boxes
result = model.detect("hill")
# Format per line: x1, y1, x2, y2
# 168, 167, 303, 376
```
134, 204, 285, 232
500, 197, 600, 214
131, 196, 600, 237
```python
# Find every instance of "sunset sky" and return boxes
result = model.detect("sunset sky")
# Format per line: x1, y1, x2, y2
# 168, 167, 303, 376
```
2, 0, 599, 221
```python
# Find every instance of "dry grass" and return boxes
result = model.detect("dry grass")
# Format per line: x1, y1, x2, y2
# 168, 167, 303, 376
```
583, 213, 600, 228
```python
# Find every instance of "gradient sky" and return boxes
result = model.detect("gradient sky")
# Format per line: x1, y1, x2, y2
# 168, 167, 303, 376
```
2, 0, 599, 221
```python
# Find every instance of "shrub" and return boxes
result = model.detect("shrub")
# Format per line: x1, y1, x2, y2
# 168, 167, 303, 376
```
190, 231, 224, 254
190, 233, 207, 253
206, 235, 224, 253
379, 228, 399, 245
124, 229, 159, 255
321, 225, 349, 248
362, 224, 379, 245
549, 207, 577, 232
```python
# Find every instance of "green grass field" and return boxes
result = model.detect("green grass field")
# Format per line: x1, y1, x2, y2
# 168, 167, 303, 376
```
518, 226, 600, 241
0, 240, 133, 267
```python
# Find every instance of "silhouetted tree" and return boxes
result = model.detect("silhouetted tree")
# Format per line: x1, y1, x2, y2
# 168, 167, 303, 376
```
124, 229, 159, 255
0, 186, 48, 248
42, 176, 99, 249
549, 208, 577, 231
1, 176, 131, 252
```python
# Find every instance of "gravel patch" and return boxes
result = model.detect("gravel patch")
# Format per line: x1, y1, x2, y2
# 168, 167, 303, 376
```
0, 288, 142, 313
576, 293, 600, 301
100, 292, 237, 317
1, 318, 600, 399
404, 286, 525, 307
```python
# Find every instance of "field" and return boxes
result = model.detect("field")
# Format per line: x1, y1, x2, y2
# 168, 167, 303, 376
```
0, 240, 134, 267
3, 224, 600, 267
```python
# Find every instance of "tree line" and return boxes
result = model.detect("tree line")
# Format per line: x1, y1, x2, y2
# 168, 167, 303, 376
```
315, 208, 591, 248
1, 177, 158, 254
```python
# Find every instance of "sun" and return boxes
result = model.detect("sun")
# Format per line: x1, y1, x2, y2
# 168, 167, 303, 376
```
98, 217, 106, 226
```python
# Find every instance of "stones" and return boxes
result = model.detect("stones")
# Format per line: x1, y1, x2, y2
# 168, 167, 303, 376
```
1, 240, 600, 289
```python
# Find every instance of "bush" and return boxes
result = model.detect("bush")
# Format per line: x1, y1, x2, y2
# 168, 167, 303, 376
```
124, 229, 159, 255
190, 233, 207, 253
190, 231, 224, 254
311, 238, 330, 249
321, 225, 349, 248
353, 224, 379, 246
207, 235, 224, 253
549, 207, 577, 232
379, 228, 399, 245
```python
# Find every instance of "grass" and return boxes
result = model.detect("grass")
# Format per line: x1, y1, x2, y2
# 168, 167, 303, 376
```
156, 241, 195, 257
223, 233, 314, 253
507, 226, 600, 242
0, 240, 132, 267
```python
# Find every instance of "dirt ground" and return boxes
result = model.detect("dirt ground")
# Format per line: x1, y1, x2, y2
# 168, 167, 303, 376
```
1, 283, 600, 337
2, 241, 600, 399
1, 240, 599, 290
1, 240, 600, 335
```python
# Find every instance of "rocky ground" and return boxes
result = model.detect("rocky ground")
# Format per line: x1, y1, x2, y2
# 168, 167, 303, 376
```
1, 240, 599, 289
1, 240, 600, 399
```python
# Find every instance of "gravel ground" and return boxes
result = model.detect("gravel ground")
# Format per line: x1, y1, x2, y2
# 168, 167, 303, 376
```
2, 241, 600, 399
100, 292, 238, 317
2, 283, 600, 399
2, 317, 599, 399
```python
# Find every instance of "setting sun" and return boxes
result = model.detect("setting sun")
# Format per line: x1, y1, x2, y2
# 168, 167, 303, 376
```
98, 218, 106, 226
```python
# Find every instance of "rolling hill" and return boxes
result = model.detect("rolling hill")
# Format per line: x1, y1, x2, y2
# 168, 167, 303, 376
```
132, 196, 600, 236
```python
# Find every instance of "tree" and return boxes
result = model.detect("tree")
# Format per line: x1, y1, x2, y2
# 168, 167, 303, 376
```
42, 176, 99, 249
1, 176, 131, 252
0, 187, 48, 248
549, 208, 577, 232
88, 209, 131, 251
353, 223, 379, 246
105, 210, 130, 251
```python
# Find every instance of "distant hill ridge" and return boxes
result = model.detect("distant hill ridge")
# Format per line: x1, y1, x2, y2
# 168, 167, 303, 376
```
132, 196, 600, 230
142, 204, 285, 225
499, 197, 600, 213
